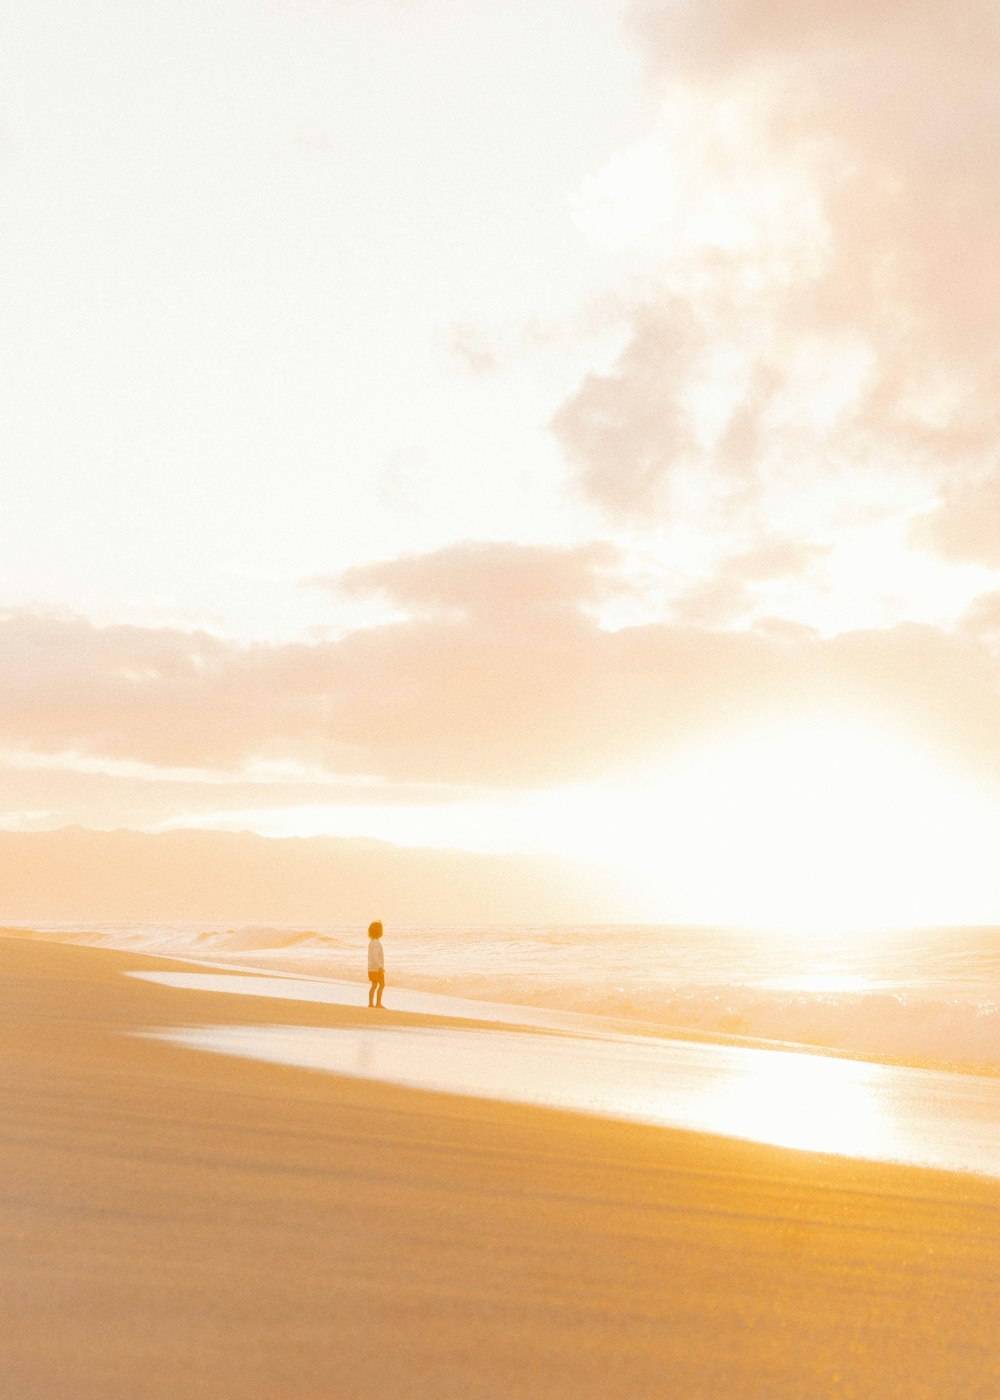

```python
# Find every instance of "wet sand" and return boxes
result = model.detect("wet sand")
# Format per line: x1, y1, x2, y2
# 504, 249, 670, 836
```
2, 933, 999, 1399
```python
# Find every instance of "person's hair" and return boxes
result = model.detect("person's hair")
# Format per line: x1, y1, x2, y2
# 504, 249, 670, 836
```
368, 920, 383, 939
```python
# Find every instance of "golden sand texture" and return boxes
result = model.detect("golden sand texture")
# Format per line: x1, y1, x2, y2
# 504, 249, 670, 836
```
2, 934, 999, 1399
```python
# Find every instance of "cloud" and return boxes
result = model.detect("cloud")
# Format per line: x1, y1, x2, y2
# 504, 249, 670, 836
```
670, 538, 830, 626
551, 299, 704, 518
3, 541, 1000, 790
959, 590, 1000, 639
330, 539, 625, 617
447, 322, 502, 377
554, 1, 1000, 566
910, 475, 1000, 568
0, 611, 259, 770
627, 0, 960, 77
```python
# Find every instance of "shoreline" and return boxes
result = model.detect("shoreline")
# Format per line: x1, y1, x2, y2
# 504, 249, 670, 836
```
10, 921, 1000, 1082
3, 933, 1000, 1398
130, 966, 1000, 1181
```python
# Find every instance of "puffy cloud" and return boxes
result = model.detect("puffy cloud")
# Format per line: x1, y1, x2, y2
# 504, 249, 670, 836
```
551, 300, 704, 517
0, 611, 268, 771
555, 0, 1000, 571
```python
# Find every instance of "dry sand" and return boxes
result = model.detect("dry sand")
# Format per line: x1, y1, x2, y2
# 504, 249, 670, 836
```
2, 933, 999, 1399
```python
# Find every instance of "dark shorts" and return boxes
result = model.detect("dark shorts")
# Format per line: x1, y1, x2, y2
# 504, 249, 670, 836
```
368, 970, 384, 986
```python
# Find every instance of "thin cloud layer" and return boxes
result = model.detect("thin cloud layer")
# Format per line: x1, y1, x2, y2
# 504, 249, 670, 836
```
670, 538, 830, 627
3, 542, 1000, 788
911, 475, 1000, 568
556, 0, 1000, 578
332, 539, 625, 617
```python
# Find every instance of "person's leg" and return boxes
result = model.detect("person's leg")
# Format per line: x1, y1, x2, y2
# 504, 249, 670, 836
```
376, 971, 384, 1008
368, 973, 376, 1007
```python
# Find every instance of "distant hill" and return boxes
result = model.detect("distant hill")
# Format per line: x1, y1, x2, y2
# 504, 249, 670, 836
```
0, 826, 624, 925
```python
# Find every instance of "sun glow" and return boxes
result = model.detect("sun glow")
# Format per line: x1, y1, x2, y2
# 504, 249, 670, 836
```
579, 711, 1000, 932
706, 1048, 895, 1160
173, 711, 1000, 931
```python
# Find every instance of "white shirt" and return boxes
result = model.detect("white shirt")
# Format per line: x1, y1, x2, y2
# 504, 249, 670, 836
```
368, 938, 384, 972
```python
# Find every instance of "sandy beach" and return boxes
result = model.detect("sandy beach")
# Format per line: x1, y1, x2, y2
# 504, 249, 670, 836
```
3, 933, 1000, 1399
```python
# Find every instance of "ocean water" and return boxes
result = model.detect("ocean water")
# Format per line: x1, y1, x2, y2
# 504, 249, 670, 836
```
23, 920, 1000, 1074
142, 1009, 1000, 1179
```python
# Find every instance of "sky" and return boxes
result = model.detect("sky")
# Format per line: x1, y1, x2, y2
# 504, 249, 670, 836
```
3, 0, 1000, 928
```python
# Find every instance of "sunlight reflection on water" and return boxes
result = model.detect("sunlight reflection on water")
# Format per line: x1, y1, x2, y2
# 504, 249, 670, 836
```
139, 1016, 1000, 1179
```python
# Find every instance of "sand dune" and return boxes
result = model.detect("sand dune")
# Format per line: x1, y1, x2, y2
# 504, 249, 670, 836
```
2, 934, 999, 1399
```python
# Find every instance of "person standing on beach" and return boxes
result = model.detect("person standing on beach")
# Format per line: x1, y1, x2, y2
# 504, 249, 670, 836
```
367, 921, 385, 1008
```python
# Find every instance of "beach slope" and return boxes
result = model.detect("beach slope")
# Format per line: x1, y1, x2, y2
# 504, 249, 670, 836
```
2, 934, 999, 1399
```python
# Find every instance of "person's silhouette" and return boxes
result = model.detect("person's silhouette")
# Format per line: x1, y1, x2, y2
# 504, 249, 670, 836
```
367, 920, 385, 1008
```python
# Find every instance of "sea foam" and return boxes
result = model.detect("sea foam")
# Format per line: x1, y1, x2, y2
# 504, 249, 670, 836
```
21, 919, 1000, 1074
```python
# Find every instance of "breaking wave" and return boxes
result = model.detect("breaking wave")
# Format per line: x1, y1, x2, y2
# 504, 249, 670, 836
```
16, 919, 1000, 1074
